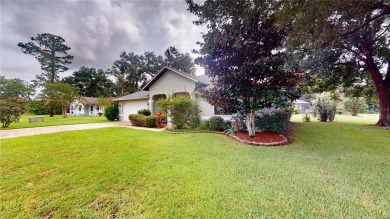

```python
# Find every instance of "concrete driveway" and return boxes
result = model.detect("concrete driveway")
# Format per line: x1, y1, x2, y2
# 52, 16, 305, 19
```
0, 122, 164, 139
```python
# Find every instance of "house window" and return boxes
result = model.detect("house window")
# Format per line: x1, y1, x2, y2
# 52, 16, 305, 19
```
78, 106, 82, 111
91, 106, 93, 111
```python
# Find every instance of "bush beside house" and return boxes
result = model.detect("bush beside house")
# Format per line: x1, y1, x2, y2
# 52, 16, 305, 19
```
105, 103, 119, 121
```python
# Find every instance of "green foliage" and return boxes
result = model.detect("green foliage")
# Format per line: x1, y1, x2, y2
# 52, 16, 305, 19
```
187, 0, 300, 136
197, 121, 210, 130
158, 95, 200, 129
255, 111, 290, 133
344, 97, 367, 116
17, 33, 73, 84
137, 108, 151, 116
312, 93, 337, 122
0, 97, 28, 128
129, 114, 157, 128
0, 76, 34, 99
129, 114, 146, 126
97, 96, 113, 108
62, 67, 113, 97
208, 116, 224, 131
275, 1, 389, 125
144, 116, 157, 128
28, 100, 61, 115
43, 82, 80, 118
302, 113, 311, 122
105, 104, 119, 121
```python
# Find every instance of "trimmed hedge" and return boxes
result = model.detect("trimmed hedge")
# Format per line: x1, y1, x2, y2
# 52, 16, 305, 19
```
129, 114, 157, 128
209, 116, 224, 131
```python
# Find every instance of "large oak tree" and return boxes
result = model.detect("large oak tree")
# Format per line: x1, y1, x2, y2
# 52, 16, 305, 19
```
275, 0, 390, 126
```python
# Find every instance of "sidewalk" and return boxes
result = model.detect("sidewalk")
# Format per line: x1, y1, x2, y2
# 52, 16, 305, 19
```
0, 122, 164, 139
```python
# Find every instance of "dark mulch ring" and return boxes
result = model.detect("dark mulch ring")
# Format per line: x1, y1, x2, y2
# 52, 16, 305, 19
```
234, 131, 286, 143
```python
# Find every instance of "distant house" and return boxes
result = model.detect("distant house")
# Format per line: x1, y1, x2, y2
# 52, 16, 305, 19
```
68, 97, 105, 116
293, 100, 311, 113
112, 66, 231, 122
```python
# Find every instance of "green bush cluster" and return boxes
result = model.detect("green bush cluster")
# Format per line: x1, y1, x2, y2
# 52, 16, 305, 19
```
312, 93, 337, 122
208, 116, 225, 131
255, 111, 290, 133
105, 103, 119, 121
129, 114, 157, 128
158, 95, 200, 129
137, 108, 151, 116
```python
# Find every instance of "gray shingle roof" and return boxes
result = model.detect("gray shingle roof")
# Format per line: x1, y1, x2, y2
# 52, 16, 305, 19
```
142, 66, 211, 91
112, 91, 149, 102
80, 97, 99, 105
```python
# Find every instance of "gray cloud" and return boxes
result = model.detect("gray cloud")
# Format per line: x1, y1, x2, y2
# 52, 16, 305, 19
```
1, 0, 205, 81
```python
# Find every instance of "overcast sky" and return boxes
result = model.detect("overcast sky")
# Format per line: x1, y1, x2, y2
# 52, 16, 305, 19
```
0, 0, 206, 81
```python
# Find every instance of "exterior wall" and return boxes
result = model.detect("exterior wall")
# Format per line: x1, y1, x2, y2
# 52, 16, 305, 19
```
118, 99, 149, 121
148, 70, 196, 115
149, 70, 196, 100
68, 100, 105, 116
197, 96, 215, 117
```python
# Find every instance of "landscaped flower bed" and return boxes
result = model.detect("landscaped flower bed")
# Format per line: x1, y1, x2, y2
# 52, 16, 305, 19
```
231, 132, 288, 146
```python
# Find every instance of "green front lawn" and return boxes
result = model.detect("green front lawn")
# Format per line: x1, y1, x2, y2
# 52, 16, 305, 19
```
1, 115, 389, 218
2, 114, 110, 129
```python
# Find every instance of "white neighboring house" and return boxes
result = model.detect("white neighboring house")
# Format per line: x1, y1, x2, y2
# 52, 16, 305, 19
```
68, 97, 105, 116
112, 66, 231, 122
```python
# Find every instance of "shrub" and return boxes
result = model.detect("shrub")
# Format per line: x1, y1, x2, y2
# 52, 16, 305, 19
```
302, 113, 311, 122
222, 120, 232, 130
144, 116, 157, 128
155, 112, 167, 128
137, 108, 151, 116
344, 97, 367, 116
129, 114, 146, 126
197, 121, 209, 130
312, 93, 337, 122
0, 97, 28, 128
255, 110, 290, 133
209, 116, 224, 131
158, 94, 201, 129
105, 103, 119, 121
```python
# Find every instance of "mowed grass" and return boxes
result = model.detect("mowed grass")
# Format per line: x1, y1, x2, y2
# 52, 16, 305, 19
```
1, 115, 389, 218
2, 114, 109, 129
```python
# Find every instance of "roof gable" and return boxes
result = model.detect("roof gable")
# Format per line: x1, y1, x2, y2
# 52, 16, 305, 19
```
142, 66, 209, 91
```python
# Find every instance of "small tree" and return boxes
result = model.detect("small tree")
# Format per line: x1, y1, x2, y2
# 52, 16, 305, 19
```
0, 76, 34, 99
344, 97, 368, 116
312, 93, 337, 122
43, 83, 79, 118
158, 95, 201, 129
0, 97, 28, 128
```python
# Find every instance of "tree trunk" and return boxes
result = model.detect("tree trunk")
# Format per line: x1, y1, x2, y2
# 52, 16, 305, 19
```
245, 112, 256, 138
365, 57, 390, 126
62, 106, 67, 118
49, 106, 54, 117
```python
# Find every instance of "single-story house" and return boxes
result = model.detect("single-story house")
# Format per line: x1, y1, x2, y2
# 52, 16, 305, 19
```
68, 97, 105, 116
293, 100, 311, 113
112, 66, 231, 122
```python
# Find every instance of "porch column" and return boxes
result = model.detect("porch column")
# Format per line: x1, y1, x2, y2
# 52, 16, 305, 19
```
148, 98, 154, 114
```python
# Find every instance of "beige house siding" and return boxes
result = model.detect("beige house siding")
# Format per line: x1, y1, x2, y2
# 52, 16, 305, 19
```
197, 96, 215, 117
148, 70, 196, 99
119, 99, 148, 121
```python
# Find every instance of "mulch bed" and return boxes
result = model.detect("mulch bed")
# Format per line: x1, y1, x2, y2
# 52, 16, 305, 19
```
234, 132, 286, 143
